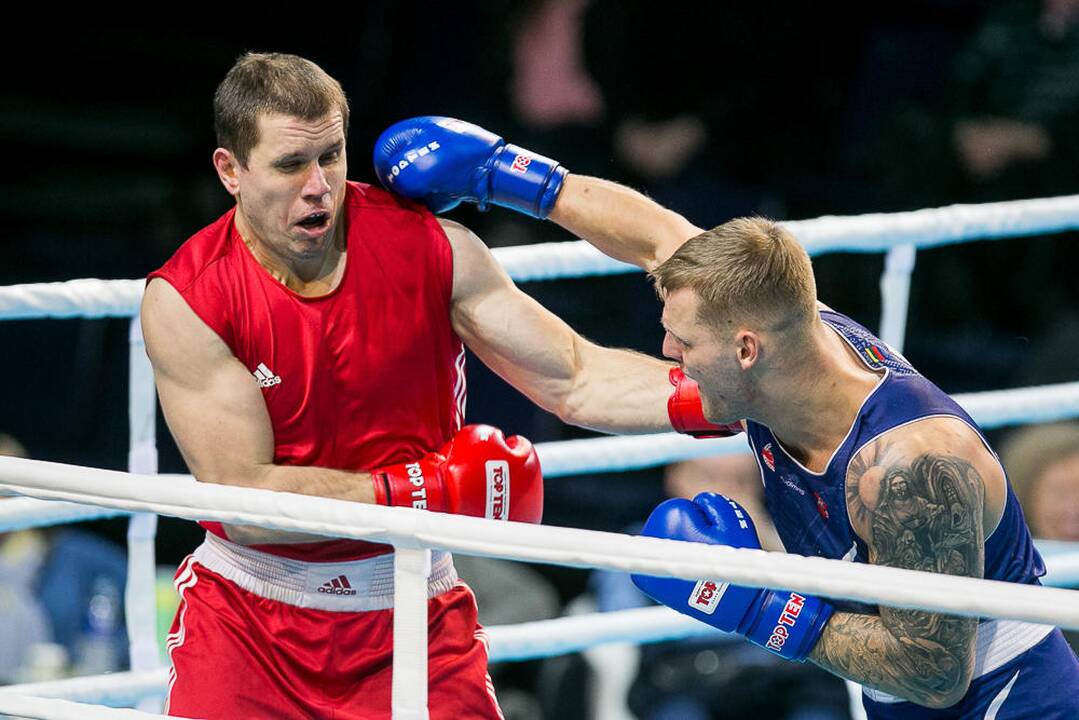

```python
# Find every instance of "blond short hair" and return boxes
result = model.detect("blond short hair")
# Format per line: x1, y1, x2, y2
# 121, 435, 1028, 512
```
651, 217, 817, 333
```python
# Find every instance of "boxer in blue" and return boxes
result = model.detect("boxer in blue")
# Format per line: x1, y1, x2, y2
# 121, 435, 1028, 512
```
373, 117, 1079, 719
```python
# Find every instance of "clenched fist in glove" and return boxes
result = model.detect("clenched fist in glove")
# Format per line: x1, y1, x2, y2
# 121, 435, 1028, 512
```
373, 116, 567, 218
667, 367, 744, 438
371, 424, 543, 523
632, 492, 832, 661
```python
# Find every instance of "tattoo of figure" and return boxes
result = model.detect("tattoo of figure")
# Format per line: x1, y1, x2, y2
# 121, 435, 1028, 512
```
812, 444, 985, 707
868, 454, 982, 577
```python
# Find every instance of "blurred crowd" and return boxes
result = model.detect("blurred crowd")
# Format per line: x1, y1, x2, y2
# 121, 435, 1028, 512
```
1, 1, 1078, 717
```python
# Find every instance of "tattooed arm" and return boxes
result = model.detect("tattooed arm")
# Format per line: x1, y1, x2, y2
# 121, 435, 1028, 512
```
809, 417, 1004, 709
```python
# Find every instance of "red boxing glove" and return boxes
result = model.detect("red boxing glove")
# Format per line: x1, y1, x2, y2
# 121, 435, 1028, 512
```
371, 424, 543, 523
668, 367, 743, 439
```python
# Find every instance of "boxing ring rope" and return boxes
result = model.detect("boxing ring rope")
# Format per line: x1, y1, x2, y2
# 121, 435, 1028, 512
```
5, 193, 1079, 317
9, 454, 1078, 625
2, 192, 1079, 718
0, 693, 181, 720
0, 608, 751, 709
0, 454, 1078, 715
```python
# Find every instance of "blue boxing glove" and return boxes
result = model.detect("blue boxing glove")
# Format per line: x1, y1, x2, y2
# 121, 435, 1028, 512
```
631, 492, 833, 662
373, 116, 567, 218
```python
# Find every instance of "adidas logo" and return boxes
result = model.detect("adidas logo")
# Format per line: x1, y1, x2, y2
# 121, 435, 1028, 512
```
317, 575, 357, 596
253, 362, 281, 388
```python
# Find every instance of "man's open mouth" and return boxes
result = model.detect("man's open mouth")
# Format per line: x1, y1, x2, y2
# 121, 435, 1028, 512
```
296, 211, 330, 229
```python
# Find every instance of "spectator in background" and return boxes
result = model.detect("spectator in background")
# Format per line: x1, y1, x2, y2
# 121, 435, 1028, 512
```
0, 432, 128, 681
861, 0, 1079, 207
949, 0, 1079, 197
0, 433, 54, 683
850, 0, 1079, 389
511, 0, 605, 132
1000, 421, 1079, 541
1000, 421, 1079, 653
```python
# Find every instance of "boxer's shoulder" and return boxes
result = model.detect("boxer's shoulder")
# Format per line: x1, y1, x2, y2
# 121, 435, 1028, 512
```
151, 207, 240, 294
844, 415, 989, 557
853, 415, 985, 462
344, 179, 434, 216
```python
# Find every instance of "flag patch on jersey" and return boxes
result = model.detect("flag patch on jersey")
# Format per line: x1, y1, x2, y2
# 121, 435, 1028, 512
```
761, 443, 776, 472
813, 491, 830, 521
863, 345, 886, 365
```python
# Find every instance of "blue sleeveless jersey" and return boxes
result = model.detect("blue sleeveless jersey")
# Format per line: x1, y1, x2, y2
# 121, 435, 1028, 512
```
743, 310, 1079, 719
744, 309, 1043, 586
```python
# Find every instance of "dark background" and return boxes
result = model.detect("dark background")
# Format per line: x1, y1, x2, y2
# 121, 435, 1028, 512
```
2, 3, 1078, 600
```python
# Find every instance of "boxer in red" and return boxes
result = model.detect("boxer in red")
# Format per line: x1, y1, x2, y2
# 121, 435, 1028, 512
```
141, 53, 681, 719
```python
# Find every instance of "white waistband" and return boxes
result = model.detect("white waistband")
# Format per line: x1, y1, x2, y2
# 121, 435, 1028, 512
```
191, 533, 459, 612
861, 618, 1055, 704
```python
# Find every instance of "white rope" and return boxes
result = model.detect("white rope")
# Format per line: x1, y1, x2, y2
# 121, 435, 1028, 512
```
2, 371, 1076, 532
0, 497, 129, 531
0, 693, 184, 720
501, 194, 1079, 279
789, 194, 1079, 254
0, 456, 1077, 631
0, 278, 143, 319
2, 593, 1071, 708
0, 672, 168, 710
536, 432, 746, 477
952, 381, 1079, 429
3, 194, 1079, 318
488, 606, 714, 662
124, 316, 160, 687
1044, 554, 1079, 588
0, 611, 703, 708
6, 487, 1076, 586
535, 381, 1079, 478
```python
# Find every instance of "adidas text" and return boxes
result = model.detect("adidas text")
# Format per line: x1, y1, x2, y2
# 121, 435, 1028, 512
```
253, 362, 281, 388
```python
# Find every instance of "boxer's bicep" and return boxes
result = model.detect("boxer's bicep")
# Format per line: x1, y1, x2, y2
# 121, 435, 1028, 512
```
445, 219, 672, 432
444, 220, 581, 414
141, 278, 275, 485
844, 426, 987, 587
811, 427, 985, 707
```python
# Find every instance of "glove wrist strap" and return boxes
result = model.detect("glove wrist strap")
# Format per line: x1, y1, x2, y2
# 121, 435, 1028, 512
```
742, 590, 834, 662
372, 459, 445, 512
488, 144, 567, 219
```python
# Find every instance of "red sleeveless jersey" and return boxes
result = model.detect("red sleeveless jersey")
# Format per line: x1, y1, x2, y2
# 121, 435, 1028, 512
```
148, 181, 466, 561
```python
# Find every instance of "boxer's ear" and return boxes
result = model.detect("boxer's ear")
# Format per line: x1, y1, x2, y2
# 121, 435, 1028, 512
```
735, 330, 760, 369
213, 148, 242, 197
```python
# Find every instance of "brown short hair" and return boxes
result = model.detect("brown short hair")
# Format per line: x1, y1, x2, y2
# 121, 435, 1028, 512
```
214, 52, 350, 167
651, 217, 817, 333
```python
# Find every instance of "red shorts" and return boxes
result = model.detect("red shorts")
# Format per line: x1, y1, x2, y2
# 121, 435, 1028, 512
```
165, 541, 503, 720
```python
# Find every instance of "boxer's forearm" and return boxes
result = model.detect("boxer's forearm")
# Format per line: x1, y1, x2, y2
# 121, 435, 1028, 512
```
548, 175, 702, 272
199, 462, 376, 504
560, 342, 673, 434
809, 609, 976, 709
447, 219, 674, 434
201, 464, 376, 546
